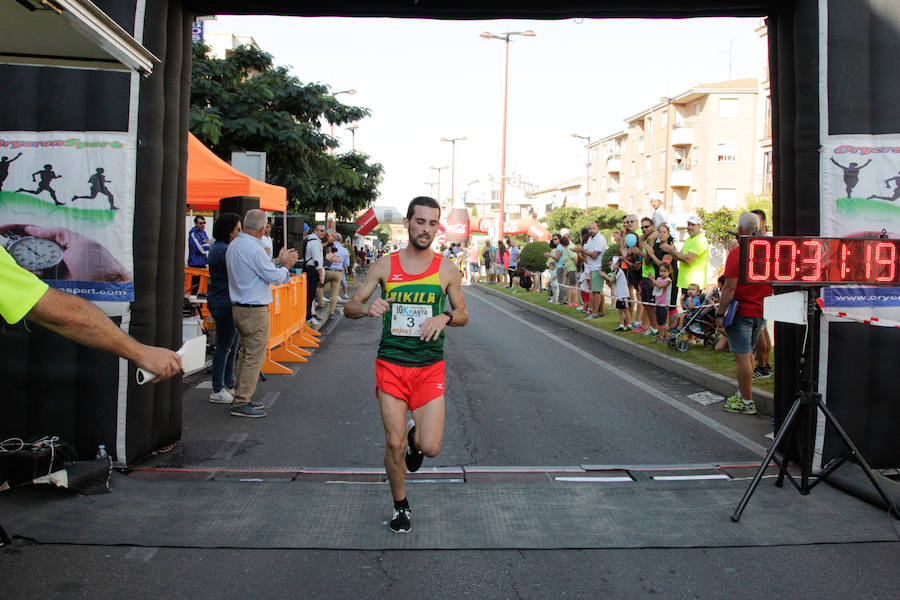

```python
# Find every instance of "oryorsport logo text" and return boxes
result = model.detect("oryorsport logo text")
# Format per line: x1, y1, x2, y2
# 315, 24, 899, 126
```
0, 138, 125, 150
833, 145, 900, 155
56, 286, 129, 297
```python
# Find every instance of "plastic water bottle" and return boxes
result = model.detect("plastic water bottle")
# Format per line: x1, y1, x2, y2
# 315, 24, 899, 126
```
96, 445, 108, 460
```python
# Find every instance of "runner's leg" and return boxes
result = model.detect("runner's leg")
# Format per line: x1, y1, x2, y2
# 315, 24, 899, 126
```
378, 388, 410, 502
410, 395, 445, 458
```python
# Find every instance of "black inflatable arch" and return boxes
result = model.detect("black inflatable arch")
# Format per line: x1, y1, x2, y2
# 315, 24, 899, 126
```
2, 0, 895, 464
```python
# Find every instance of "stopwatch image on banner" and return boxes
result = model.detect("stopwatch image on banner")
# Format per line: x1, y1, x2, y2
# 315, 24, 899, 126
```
0, 133, 135, 301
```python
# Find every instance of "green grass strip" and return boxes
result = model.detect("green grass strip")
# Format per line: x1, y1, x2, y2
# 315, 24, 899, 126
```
478, 282, 775, 393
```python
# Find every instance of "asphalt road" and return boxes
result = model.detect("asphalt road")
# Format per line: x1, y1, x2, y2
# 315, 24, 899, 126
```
140, 285, 772, 470
3, 285, 898, 598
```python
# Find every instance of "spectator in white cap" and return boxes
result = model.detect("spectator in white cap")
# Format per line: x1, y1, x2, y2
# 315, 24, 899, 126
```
660, 215, 709, 310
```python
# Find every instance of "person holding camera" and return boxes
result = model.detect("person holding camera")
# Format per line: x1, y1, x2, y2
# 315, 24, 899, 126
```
304, 223, 327, 326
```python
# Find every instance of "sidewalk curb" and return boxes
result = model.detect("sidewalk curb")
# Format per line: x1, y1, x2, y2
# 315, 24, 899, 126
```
474, 284, 774, 416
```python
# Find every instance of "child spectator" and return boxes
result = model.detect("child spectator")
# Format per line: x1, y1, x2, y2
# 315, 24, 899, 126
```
673, 283, 703, 330
603, 257, 632, 331
577, 261, 591, 313
712, 275, 730, 351
511, 265, 533, 293
652, 262, 673, 342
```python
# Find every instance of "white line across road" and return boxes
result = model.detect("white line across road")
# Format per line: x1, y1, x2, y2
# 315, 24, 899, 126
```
466, 291, 768, 457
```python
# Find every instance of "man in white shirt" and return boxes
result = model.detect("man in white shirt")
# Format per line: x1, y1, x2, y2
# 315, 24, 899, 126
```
334, 232, 352, 300
260, 221, 274, 258
575, 220, 608, 319
225, 209, 298, 417
303, 223, 327, 326
650, 194, 668, 227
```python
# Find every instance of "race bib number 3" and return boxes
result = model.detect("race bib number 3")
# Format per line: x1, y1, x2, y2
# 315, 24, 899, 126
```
390, 303, 433, 337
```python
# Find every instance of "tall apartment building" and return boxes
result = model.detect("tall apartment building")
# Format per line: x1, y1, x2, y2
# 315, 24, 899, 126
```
590, 78, 761, 223
754, 21, 773, 198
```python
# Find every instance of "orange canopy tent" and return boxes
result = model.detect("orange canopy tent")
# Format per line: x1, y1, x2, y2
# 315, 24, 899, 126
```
186, 133, 287, 211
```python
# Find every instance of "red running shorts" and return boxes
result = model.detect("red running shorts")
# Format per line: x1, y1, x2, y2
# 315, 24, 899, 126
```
375, 358, 445, 410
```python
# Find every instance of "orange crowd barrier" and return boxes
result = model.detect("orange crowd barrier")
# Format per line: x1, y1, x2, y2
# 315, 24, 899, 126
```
190, 267, 321, 375
184, 266, 210, 295
263, 273, 320, 374
184, 266, 211, 322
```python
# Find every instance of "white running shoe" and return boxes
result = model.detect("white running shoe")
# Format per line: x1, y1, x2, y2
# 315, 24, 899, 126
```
209, 389, 233, 404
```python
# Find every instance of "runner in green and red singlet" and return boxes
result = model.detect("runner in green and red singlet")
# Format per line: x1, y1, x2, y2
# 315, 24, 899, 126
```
344, 196, 468, 533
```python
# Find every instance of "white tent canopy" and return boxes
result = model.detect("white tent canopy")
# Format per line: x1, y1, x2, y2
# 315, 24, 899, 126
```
0, 0, 158, 75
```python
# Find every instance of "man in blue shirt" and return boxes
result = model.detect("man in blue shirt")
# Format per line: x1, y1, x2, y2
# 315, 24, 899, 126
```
187, 216, 210, 267
225, 209, 298, 418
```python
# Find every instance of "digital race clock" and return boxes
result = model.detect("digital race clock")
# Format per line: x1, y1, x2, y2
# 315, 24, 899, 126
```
738, 236, 900, 286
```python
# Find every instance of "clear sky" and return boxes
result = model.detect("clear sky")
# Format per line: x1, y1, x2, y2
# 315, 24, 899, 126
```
202, 16, 764, 212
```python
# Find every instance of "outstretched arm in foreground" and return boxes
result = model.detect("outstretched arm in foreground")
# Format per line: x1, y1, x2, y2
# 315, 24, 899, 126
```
27, 288, 181, 382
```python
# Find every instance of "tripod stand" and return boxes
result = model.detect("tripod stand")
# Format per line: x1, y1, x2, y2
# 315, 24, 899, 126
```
731, 289, 892, 522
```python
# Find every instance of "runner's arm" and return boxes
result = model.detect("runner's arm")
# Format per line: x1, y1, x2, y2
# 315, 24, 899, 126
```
420, 260, 468, 341
344, 255, 390, 318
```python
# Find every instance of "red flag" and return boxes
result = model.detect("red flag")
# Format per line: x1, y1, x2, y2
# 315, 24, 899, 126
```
355, 207, 378, 236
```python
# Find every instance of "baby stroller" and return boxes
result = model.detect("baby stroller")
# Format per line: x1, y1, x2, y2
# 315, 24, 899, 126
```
667, 304, 720, 352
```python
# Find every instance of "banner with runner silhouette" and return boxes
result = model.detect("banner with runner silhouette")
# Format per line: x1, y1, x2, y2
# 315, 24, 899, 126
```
821, 137, 900, 239
0, 132, 135, 301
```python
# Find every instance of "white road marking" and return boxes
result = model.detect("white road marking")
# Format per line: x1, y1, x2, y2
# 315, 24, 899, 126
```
468, 291, 768, 457
652, 474, 732, 481
195, 381, 212, 389
555, 476, 634, 482
125, 547, 158, 562
212, 433, 248, 460
261, 391, 280, 409
687, 391, 725, 406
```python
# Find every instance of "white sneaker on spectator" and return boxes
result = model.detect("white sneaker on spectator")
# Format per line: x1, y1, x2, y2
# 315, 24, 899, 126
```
340, 294, 351, 300
308, 315, 323, 326
209, 389, 233, 404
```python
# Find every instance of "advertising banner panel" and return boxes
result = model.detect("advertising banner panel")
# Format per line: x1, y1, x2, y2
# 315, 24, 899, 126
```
0, 133, 135, 301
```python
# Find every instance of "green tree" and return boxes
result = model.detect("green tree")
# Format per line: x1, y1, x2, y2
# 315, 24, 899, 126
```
372, 224, 391, 246
745, 194, 773, 229
518, 241, 552, 272
189, 43, 383, 219
540, 206, 625, 236
697, 207, 738, 245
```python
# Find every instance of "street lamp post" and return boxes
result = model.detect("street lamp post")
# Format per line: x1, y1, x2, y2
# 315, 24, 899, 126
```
329, 89, 356, 155
439, 136, 467, 208
346, 125, 359, 151
480, 29, 535, 241
571, 133, 592, 214
429, 165, 449, 206
424, 180, 438, 197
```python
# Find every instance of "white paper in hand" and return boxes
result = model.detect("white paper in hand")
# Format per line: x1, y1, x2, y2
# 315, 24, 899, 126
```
136, 335, 206, 385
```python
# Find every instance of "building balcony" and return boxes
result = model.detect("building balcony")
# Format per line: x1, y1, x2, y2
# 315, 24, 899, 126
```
669, 165, 692, 188
604, 191, 620, 205
606, 155, 621, 172
671, 123, 694, 146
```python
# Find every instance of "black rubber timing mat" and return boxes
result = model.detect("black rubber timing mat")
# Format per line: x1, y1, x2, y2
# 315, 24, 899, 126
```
1, 474, 898, 549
